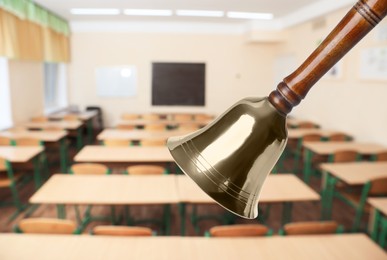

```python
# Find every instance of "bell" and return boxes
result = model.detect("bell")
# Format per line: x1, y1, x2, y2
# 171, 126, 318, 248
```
167, 97, 287, 219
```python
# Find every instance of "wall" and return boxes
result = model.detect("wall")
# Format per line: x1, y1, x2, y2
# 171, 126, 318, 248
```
276, 8, 387, 146
69, 32, 277, 126
8, 60, 45, 124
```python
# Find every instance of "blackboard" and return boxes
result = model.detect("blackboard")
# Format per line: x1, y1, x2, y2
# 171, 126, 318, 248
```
152, 62, 205, 106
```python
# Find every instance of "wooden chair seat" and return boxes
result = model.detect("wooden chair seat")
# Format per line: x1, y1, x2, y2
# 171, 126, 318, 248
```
126, 165, 166, 175
283, 221, 340, 235
209, 224, 270, 237
17, 218, 77, 234
70, 163, 110, 175
0, 172, 22, 188
92, 225, 153, 236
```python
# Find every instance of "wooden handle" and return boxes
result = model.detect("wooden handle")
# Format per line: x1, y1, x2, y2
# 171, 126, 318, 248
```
269, 0, 387, 115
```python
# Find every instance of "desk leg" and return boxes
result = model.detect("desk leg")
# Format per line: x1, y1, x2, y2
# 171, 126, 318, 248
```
32, 157, 41, 189
324, 176, 337, 220
281, 202, 293, 225
303, 149, 313, 184
59, 138, 68, 173
321, 171, 329, 220
179, 203, 186, 236
86, 119, 93, 144
57, 205, 66, 219
76, 128, 83, 150
378, 218, 387, 247
369, 208, 381, 241
293, 139, 302, 173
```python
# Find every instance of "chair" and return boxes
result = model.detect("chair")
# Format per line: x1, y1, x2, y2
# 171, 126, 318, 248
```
144, 124, 166, 131
178, 123, 201, 131
70, 163, 114, 228
0, 136, 12, 146
116, 124, 135, 130
279, 221, 343, 235
140, 139, 166, 146
121, 114, 140, 120
63, 114, 80, 121
372, 151, 387, 161
335, 177, 387, 231
207, 224, 271, 237
91, 225, 153, 236
297, 121, 318, 129
126, 165, 166, 175
70, 163, 111, 175
43, 126, 63, 131
0, 157, 23, 220
14, 218, 77, 234
194, 114, 213, 121
103, 139, 131, 146
142, 114, 160, 120
173, 114, 193, 121
31, 116, 48, 122
329, 150, 360, 163
327, 133, 351, 141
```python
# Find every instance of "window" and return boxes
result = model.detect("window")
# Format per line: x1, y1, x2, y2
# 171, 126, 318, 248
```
44, 63, 68, 113
0, 58, 13, 130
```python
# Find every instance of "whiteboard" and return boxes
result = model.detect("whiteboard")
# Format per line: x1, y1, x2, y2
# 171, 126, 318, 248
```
95, 66, 137, 97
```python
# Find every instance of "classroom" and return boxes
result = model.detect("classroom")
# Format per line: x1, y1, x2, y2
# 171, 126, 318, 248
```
0, 0, 387, 259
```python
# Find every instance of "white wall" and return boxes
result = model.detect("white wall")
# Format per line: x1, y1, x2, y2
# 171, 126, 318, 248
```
275, 8, 387, 146
69, 32, 277, 126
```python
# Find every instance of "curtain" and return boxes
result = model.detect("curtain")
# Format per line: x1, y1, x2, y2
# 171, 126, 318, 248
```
0, 0, 70, 62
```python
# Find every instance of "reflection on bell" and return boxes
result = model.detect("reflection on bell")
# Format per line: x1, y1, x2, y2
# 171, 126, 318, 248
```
167, 97, 287, 219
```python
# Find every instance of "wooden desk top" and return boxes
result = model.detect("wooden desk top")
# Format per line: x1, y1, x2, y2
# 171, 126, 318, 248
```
320, 162, 387, 185
368, 198, 387, 216
49, 110, 98, 121
0, 130, 67, 142
303, 142, 386, 155
287, 129, 349, 139
177, 174, 320, 204
97, 129, 192, 141
118, 118, 211, 126
0, 234, 384, 260
23, 121, 82, 130
0, 146, 43, 162
74, 145, 174, 163
30, 174, 179, 205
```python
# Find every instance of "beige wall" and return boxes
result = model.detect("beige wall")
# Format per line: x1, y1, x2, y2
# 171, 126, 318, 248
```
8, 60, 44, 124
277, 8, 387, 146
69, 32, 277, 126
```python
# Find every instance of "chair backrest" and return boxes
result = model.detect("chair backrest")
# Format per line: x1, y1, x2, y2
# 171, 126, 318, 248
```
297, 122, 317, 129
178, 123, 201, 131
374, 151, 387, 161
70, 163, 109, 175
328, 133, 350, 141
7, 127, 27, 132
194, 114, 213, 121
283, 221, 339, 235
0, 157, 7, 171
31, 116, 48, 122
331, 150, 359, 163
140, 139, 166, 146
142, 114, 160, 120
92, 225, 153, 236
116, 124, 135, 130
126, 165, 166, 175
63, 115, 80, 121
369, 177, 387, 196
17, 218, 76, 234
302, 134, 323, 142
13, 138, 42, 147
121, 114, 140, 120
209, 224, 270, 237
173, 114, 193, 121
103, 139, 131, 147
43, 126, 63, 131
0, 137, 12, 146
144, 124, 166, 131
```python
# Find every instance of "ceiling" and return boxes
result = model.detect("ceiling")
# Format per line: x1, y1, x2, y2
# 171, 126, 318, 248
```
34, 0, 324, 23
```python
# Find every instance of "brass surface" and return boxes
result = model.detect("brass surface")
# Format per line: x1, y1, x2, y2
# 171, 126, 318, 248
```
167, 97, 287, 219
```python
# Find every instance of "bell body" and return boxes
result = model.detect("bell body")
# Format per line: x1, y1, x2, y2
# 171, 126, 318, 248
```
167, 97, 287, 219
